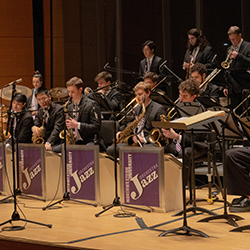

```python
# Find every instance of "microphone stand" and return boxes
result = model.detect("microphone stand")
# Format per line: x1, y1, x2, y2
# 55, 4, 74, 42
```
0, 102, 52, 229
95, 107, 151, 217
42, 108, 97, 210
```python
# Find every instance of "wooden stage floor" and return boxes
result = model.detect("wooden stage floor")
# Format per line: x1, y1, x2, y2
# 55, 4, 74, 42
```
0, 190, 250, 250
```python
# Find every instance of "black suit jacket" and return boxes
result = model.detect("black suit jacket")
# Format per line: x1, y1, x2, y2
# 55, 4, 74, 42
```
139, 55, 163, 77
68, 95, 101, 144
34, 102, 64, 145
201, 82, 220, 103
226, 40, 250, 94
133, 100, 166, 142
13, 108, 34, 143
184, 46, 215, 69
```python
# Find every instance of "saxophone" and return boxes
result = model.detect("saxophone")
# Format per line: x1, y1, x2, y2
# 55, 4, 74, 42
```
32, 111, 46, 144
59, 97, 75, 144
117, 98, 146, 146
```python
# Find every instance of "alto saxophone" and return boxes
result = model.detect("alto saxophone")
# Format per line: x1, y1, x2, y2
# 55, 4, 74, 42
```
59, 97, 75, 144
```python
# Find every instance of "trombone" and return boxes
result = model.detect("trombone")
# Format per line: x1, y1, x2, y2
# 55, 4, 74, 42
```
233, 93, 250, 119
117, 76, 168, 122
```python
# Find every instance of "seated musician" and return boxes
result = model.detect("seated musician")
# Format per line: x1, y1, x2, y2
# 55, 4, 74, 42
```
66, 77, 105, 150
32, 87, 64, 153
226, 147, 250, 212
162, 79, 207, 161
190, 63, 220, 104
7, 93, 34, 146
94, 71, 121, 113
107, 81, 166, 157
143, 72, 166, 95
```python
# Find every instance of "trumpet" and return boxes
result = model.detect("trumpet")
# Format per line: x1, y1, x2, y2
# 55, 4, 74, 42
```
221, 47, 234, 69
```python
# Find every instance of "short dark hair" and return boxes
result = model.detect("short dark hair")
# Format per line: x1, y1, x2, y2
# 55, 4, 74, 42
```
143, 72, 159, 83
94, 71, 112, 83
66, 76, 84, 90
190, 63, 207, 76
142, 40, 156, 51
178, 79, 200, 96
228, 26, 241, 35
13, 93, 27, 104
35, 87, 50, 97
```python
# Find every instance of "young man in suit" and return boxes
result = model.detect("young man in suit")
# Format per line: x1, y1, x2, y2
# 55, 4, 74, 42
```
66, 76, 103, 148
223, 26, 250, 113
139, 40, 163, 78
190, 62, 220, 104
9, 93, 34, 145
32, 87, 64, 152
106, 81, 166, 157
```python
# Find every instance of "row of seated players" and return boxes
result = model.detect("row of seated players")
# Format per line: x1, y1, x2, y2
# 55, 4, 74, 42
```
8, 63, 219, 155
8, 77, 207, 178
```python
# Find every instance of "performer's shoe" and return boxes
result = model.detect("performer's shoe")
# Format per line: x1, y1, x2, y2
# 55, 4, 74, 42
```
231, 195, 248, 205
229, 197, 250, 213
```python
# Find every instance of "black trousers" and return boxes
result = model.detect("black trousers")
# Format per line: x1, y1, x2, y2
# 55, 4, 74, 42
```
226, 147, 250, 196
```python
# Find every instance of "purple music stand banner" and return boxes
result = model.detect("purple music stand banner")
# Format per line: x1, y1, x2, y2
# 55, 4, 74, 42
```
66, 148, 96, 200
19, 146, 43, 196
122, 151, 160, 207
0, 144, 3, 191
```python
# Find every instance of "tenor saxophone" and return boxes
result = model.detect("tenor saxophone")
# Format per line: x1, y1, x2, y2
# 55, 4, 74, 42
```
32, 115, 45, 144
117, 98, 146, 146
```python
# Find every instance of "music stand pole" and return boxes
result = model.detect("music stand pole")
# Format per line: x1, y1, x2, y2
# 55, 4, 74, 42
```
42, 109, 97, 210
172, 129, 218, 217
0, 111, 52, 229
95, 110, 151, 217
159, 131, 209, 237
197, 123, 244, 226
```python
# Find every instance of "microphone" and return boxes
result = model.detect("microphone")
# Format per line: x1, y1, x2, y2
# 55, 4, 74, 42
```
4, 78, 22, 88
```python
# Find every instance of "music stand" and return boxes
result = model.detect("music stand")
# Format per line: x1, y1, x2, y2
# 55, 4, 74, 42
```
152, 115, 216, 237
42, 108, 97, 210
150, 92, 174, 111
196, 96, 221, 109
0, 108, 52, 229
197, 108, 244, 227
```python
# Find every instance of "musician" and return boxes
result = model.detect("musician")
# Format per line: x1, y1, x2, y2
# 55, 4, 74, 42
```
8, 93, 34, 145
162, 79, 207, 160
190, 63, 220, 103
26, 70, 43, 118
139, 40, 163, 78
223, 26, 250, 113
226, 147, 250, 212
32, 87, 64, 152
66, 77, 104, 149
106, 81, 166, 157
94, 71, 121, 113
143, 72, 166, 95
183, 28, 216, 75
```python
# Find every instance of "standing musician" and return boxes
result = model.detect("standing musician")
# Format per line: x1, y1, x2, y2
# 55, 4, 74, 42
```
223, 26, 250, 114
139, 40, 163, 78
183, 28, 216, 78
7, 93, 34, 145
106, 81, 166, 157
32, 87, 64, 153
190, 63, 220, 104
26, 70, 43, 119
66, 77, 104, 149
94, 71, 121, 113
162, 79, 207, 160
